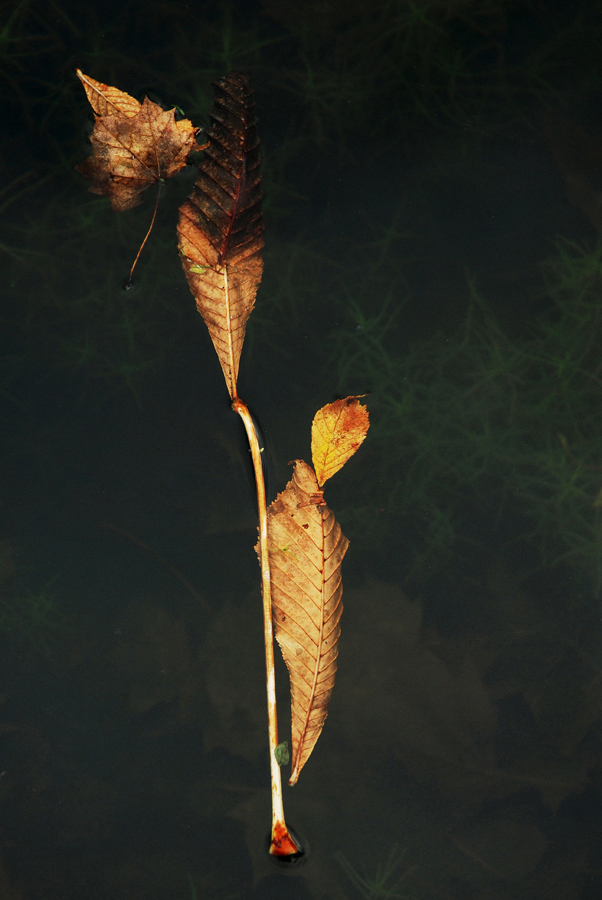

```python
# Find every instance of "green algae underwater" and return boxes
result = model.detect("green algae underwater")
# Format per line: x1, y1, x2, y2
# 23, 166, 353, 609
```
1, 0, 602, 898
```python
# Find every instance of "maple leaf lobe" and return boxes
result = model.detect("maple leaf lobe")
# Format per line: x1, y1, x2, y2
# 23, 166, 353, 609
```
76, 70, 198, 211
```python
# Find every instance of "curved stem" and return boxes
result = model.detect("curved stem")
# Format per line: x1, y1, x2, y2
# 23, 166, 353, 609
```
232, 398, 301, 858
123, 181, 162, 290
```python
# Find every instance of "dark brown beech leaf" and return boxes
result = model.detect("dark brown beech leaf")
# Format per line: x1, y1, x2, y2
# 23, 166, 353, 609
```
177, 72, 264, 400
264, 459, 349, 785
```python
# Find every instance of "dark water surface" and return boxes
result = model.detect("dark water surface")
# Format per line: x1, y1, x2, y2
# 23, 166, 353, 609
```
1, 1, 601, 897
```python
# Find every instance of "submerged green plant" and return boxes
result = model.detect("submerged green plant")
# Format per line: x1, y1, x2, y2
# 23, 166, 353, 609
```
336, 845, 420, 900
0, 541, 66, 657
187, 874, 198, 900
0, 584, 64, 657
324, 235, 602, 596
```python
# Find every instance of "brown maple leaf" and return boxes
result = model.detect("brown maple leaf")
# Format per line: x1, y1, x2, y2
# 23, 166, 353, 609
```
76, 69, 201, 211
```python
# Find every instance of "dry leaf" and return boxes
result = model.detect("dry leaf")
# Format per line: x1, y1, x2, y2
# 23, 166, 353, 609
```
264, 459, 349, 784
311, 396, 370, 487
76, 69, 141, 118
177, 72, 264, 399
76, 69, 199, 211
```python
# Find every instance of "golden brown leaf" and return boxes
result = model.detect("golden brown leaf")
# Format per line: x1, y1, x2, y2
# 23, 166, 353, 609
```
76, 69, 199, 211
76, 69, 141, 118
311, 396, 370, 487
265, 459, 348, 784
177, 72, 264, 399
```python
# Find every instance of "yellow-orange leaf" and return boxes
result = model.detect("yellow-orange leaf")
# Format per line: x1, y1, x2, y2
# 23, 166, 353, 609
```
76, 69, 200, 211
265, 459, 348, 784
311, 396, 370, 487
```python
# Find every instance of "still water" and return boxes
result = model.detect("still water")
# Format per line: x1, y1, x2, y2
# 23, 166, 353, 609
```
0, 1, 601, 897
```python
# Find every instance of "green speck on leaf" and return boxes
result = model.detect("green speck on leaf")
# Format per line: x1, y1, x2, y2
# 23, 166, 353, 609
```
190, 264, 208, 274
274, 741, 289, 766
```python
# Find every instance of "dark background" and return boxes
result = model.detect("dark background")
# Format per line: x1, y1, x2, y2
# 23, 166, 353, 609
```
1, 1, 602, 897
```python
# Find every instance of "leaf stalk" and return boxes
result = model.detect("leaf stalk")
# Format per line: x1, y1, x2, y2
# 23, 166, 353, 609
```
232, 397, 301, 859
